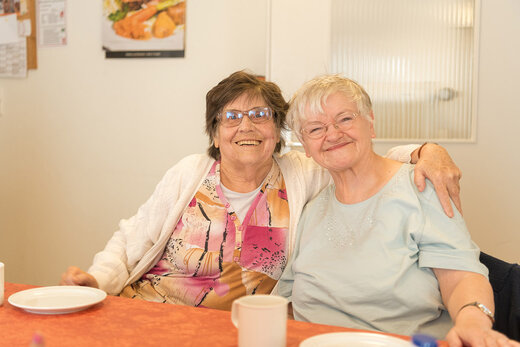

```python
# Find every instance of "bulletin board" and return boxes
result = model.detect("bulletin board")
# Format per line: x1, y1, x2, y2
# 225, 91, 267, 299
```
19, 0, 37, 69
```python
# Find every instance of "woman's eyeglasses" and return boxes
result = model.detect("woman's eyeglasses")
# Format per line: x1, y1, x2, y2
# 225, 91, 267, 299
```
301, 113, 359, 139
218, 106, 273, 127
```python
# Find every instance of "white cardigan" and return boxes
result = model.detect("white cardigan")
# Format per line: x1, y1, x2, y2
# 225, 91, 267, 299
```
88, 151, 332, 294
89, 146, 417, 295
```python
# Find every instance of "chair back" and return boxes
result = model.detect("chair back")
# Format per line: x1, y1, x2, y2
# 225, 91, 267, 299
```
479, 252, 520, 341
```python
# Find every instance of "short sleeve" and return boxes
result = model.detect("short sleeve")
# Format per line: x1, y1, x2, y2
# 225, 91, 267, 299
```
416, 183, 488, 277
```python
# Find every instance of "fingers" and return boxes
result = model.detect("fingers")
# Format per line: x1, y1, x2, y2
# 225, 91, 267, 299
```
415, 165, 461, 218
446, 329, 463, 347
60, 266, 79, 285
491, 331, 517, 347
450, 190, 463, 216
448, 325, 519, 347
60, 266, 96, 287
444, 172, 462, 215
72, 273, 90, 286
413, 168, 427, 192
484, 333, 499, 347
434, 185, 455, 218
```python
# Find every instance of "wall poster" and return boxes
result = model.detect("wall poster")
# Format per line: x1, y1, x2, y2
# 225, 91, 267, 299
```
102, 0, 186, 58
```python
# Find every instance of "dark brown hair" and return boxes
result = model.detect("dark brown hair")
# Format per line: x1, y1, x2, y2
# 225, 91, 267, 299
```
205, 70, 288, 160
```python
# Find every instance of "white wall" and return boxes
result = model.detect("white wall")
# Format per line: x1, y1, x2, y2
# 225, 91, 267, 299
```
0, 1, 267, 285
455, 0, 520, 262
270, 0, 520, 263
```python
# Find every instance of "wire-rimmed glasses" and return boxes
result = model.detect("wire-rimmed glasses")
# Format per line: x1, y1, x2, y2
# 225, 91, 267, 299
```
301, 112, 359, 139
218, 106, 273, 127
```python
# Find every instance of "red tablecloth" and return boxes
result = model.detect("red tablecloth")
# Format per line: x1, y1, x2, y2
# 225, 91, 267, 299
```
0, 282, 440, 347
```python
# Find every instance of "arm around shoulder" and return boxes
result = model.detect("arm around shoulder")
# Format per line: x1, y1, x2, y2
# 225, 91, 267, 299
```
412, 143, 462, 218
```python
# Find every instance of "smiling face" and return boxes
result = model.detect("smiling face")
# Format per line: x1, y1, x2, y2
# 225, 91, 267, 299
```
214, 93, 280, 171
301, 92, 375, 173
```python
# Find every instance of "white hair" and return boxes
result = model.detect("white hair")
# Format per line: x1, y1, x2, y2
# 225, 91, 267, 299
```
287, 74, 373, 141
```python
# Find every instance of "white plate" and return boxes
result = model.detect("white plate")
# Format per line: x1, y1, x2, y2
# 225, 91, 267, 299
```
8, 286, 107, 315
300, 332, 412, 347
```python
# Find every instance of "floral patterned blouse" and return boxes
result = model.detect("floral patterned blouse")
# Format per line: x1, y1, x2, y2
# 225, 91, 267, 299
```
120, 160, 290, 310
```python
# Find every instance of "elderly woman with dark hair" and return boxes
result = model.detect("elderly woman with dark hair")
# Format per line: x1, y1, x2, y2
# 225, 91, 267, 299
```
277, 74, 519, 346
61, 71, 461, 311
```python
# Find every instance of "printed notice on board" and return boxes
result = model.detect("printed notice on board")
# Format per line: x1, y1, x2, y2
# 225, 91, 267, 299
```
0, 2, 28, 78
0, 37, 27, 78
38, 0, 67, 46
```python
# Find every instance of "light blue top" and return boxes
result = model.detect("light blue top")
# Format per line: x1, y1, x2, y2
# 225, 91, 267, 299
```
277, 164, 488, 338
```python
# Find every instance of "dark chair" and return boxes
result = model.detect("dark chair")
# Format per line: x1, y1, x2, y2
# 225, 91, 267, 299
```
479, 252, 520, 341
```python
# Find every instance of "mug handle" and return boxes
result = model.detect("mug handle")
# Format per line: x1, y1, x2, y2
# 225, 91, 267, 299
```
231, 300, 239, 328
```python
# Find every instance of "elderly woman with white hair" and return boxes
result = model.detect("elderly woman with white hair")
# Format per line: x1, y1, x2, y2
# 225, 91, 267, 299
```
277, 75, 519, 346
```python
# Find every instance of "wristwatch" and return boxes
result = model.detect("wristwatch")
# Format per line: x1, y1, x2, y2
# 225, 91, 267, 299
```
458, 301, 495, 324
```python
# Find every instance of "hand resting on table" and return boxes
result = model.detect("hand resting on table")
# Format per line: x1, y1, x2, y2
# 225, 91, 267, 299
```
60, 266, 99, 288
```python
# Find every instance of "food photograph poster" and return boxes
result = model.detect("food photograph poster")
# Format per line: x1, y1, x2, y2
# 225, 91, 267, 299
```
102, 0, 186, 58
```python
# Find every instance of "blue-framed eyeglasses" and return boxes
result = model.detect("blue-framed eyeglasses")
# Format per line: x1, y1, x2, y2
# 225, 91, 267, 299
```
301, 112, 359, 139
218, 106, 273, 127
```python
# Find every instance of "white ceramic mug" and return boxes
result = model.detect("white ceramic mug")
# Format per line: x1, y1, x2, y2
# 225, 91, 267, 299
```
231, 295, 288, 347
0, 262, 4, 305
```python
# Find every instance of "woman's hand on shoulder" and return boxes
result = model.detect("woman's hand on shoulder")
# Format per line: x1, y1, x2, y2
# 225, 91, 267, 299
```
60, 266, 99, 288
447, 307, 520, 347
412, 143, 462, 218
